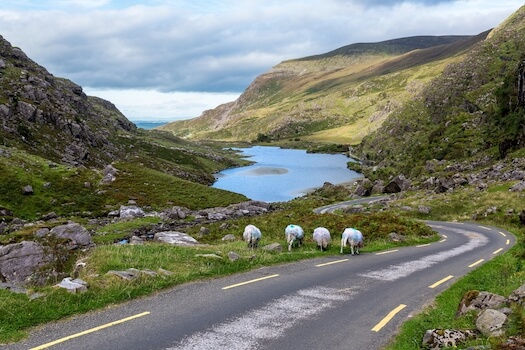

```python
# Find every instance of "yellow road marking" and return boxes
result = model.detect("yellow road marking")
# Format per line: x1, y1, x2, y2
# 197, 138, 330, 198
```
468, 259, 484, 268
429, 275, 454, 288
439, 239, 446, 243
493, 248, 503, 255
371, 304, 407, 332
30, 311, 150, 350
479, 226, 491, 231
416, 243, 430, 248
499, 231, 507, 237
315, 259, 349, 267
222, 274, 279, 290
506, 239, 510, 245
376, 250, 398, 255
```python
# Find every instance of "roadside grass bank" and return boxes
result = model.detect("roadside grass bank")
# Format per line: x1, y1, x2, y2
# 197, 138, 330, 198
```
384, 182, 525, 349
385, 229, 525, 350
0, 205, 436, 344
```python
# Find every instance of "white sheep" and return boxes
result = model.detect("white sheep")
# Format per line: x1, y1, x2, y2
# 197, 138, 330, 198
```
312, 227, 331, 251
340, 228, 363, 255
243, 224, 262, 248
285, 224, 304, 251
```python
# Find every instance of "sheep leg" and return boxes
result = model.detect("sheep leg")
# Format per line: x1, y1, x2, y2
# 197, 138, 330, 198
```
340, 238, 345, 254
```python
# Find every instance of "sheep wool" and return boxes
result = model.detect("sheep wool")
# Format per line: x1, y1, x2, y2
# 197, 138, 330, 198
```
313, 227, 331, 251
340, 228, 363, 255
243, 224, 262, 248
285, 224, 304, 251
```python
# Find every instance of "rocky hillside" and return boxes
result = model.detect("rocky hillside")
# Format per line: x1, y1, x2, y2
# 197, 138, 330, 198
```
0, 35, 138, 167
159, 33, 487, 143
357, 5, 525, 181
0, 35, 251, 220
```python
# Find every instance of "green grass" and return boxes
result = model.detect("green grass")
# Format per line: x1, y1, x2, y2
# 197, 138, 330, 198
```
0, 146, 248, 221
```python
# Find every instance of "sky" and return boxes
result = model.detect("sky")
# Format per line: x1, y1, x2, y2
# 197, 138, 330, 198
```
0, 0, 523, 123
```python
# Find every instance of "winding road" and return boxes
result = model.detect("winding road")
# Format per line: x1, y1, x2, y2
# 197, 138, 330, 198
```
5, 198, 515, 350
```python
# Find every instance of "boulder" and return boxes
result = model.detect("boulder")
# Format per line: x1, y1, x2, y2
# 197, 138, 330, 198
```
55, 277, 88, 294
456, 290, 506, 317
476, 309, 507, 337
228, 251, 241, 261
510, 180, 525, 192
421, 329, 477, 350
0, 241, 50, 285
508, 283, 525, 306
154, 231, 200, 246
354, 178, 373, 197
119, 205, 145, 219
22, 185, 34, 195
48, 223, 94, 250
383, 174, 410, 193
262, 243, 283, 252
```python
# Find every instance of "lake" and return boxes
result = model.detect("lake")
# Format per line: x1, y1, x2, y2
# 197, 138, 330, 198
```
134, 121, 167, 130
212, 146, 361, 202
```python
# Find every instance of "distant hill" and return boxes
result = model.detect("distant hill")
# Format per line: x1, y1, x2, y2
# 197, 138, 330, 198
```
357, 5, 525, 179
159, 33, 487, 144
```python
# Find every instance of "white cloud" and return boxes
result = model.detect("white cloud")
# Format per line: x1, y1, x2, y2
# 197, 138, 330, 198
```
84, 88, 240, 122
0, 0, 523, 121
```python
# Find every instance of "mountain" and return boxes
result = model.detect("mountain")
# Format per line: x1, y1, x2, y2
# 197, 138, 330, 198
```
357, 5, 525, 180
159, 33, 488, 144
0, 35, 249, 220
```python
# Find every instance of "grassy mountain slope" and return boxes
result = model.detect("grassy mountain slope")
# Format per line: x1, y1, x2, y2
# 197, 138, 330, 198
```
159, 34, 488, 143
357, 5, 525, 180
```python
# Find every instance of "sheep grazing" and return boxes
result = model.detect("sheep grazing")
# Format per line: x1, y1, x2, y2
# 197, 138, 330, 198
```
285, 224, 304, 251
243, 224, 262, 248
340, 228, 364, 255
313, 227, 331, 251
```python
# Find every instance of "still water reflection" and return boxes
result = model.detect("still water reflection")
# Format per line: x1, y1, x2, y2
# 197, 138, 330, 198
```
212, 146, 361, 202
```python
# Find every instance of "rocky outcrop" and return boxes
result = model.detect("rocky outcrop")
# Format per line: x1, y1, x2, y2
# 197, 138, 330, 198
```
422, 285, 525, 348
0, 35, 136, 167
0, 222, 94, 286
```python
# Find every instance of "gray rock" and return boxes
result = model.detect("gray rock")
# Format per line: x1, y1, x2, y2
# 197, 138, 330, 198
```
262, 243, 283, 252
418, 205, 431, 214
55, 277, 88, 294
129, 236, 144, 245
388, 232, 405, 242
476, 309, 507, 337
22, 185, 34, 195
0, 282, 27, 294
107, 269, 139, 280
510, 180, 525, 192
119, 205, 145, 219
383, 174, 410, 193
457, 290, 506, 317
195, 253, 222, 259
422, 329, 477, 350
508, 283, 525, 306
0, 241, 50, 285
154, 231, 200, 246
48, 223, 94, 250
228, 251, 241, 261
222, 234, 236, 241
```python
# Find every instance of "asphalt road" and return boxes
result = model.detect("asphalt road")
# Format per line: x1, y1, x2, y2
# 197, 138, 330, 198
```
4, 201, 515, 350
